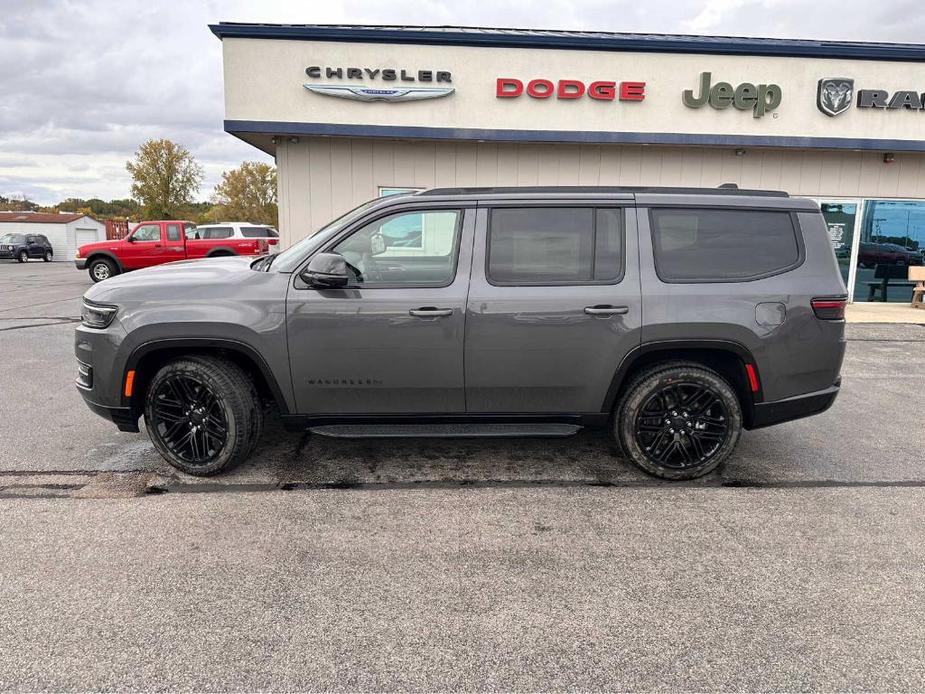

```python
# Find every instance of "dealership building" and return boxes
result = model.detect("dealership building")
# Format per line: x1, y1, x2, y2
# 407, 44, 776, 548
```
211, 23, 925, 302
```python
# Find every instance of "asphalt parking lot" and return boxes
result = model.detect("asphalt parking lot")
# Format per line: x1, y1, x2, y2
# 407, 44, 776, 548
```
1, 260, 924, 690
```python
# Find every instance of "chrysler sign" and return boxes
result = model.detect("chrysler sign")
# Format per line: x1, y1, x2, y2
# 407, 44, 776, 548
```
304, 65, 454, 103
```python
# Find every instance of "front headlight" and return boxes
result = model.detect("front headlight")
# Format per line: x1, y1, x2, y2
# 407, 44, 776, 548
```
75, 250, 82, 258
81, 300, 118, 329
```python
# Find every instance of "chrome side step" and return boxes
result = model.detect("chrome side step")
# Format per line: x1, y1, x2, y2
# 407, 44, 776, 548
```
309, 423, 582, 439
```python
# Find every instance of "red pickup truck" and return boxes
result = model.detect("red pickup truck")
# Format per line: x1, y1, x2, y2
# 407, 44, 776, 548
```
75, 220, 271, 282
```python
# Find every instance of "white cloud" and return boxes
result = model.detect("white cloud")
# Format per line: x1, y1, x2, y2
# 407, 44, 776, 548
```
2, 0, 923, 204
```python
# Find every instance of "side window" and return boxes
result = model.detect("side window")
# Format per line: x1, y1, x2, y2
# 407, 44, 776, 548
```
203, 226, 233, 239
650, 208, 801, 282
241, 226, 277, 238
25, 236, 36, 244
166, 224, 181, 241
487, 207, 625, 284
332, 209, 462, 287
132, 224, 161, 242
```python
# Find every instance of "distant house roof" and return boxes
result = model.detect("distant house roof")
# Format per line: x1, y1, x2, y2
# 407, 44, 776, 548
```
0, 212, 97, 225
208, 23, 925, 62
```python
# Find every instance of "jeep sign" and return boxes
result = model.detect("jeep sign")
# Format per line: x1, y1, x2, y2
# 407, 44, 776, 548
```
682, 72, 782, 118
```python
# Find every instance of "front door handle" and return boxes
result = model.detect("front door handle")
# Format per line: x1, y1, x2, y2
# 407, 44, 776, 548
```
584, 305, 629, 316
409, 307, 453, 318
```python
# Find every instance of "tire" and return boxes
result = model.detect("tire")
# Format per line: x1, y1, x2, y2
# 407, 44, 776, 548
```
43, 250, 53, 262
143, 356, 263, 476
615, 362, 742, 480
17, 250, 27, 263
88, 257, 116, 282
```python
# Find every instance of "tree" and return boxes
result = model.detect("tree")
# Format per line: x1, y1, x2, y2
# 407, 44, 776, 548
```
209, 161, 278, 226
126, 139, 203, 219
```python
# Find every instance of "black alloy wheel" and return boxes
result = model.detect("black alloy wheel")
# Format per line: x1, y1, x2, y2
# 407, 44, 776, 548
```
633, 382, 729, 469
144, 356, 262, 475
617, 363, 742, 480
149, 373, 229, 468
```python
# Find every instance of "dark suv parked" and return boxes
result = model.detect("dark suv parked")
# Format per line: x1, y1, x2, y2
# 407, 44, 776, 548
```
75, 186, 847, 479
0, 233, 54, 262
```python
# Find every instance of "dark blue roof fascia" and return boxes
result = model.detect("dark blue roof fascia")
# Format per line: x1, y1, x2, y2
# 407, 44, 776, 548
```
225, 119, 925, 152
209, 23, 925, 62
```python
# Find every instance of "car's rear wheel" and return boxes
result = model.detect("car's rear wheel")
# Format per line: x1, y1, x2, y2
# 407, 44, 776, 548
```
43, 250, 53, 262
88, 258, 116, 282
143, 356, 263, 476
17, 250, 27, 263
615, 363, 742, 480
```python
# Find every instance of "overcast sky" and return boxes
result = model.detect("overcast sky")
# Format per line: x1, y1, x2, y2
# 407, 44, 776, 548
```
2, 0, 923, 205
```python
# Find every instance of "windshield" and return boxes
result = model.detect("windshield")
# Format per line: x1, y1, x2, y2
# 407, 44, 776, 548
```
272, 197, 393, 272
0, 234, 24, 244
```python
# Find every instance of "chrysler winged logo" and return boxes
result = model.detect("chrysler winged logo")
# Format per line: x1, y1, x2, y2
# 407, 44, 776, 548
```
817, 78, 854, 117
304, 84, 455, 102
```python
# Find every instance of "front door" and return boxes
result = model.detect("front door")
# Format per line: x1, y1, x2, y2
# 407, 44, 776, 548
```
286, 206, 474, 415
465, 203, 642, 414
122, 222, 162, 269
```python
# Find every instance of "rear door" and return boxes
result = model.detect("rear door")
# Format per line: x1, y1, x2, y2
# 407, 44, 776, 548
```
160, 222, 186, 263
465, 199, 642, 414
286, 204, 475, 414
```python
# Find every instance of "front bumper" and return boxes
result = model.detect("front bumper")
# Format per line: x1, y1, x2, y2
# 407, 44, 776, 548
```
0, 250, 17, 259
74, 258, 87, 270
75, 320, 137, 432
748, 380, 840, 430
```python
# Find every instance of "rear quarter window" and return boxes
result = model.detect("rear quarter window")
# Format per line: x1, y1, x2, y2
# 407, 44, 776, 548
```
650, 208, 802, 282
241, 227, 278, 238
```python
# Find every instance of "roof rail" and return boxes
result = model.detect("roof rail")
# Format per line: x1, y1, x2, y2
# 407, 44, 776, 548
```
416, 185, 788, 197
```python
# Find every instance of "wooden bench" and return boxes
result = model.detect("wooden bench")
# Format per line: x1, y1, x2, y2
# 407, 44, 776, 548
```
866, 263, 916, 302
911, 266, 925, 309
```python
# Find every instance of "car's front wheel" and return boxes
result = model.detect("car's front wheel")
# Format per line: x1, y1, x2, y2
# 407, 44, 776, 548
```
616, 363, 742, 480
143, 356, 263, 476
88, 258, 116, 282
17, 250, 27, 263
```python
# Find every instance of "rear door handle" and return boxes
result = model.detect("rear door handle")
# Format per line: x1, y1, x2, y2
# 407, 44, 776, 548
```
584, 305, 629, 316
409, 307, 454, 317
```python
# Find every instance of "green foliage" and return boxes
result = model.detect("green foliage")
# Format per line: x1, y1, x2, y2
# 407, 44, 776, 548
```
126, 138, 204, 219
209, 161, 278, 226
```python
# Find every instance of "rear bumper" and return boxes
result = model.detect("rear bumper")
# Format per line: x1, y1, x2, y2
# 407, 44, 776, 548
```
74, 259, 87, 270
748, 381, 840, 430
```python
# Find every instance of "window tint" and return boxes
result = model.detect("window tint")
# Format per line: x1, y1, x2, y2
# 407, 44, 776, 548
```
651, 208, 800, 281
198, 226, 233, 239
166, 224, 181, 241
332, 209, 461, 287
132, 224, 161, 241
241, 226, 278, 238
0, 234, 24, 244
487, 207, 624, 284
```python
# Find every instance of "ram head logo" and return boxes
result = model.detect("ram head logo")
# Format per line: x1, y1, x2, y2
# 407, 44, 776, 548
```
817, 78, 854, 117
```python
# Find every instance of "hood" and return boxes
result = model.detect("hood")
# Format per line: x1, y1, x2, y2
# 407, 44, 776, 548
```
85, 255, 262, 303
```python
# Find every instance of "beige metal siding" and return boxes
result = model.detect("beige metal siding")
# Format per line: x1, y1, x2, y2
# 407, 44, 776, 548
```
276, 137, 925, 247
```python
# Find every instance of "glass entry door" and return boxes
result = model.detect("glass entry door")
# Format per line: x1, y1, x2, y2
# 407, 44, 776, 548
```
815, 199, 862, 302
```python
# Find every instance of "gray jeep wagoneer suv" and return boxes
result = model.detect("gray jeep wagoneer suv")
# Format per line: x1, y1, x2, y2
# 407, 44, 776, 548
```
76, 186, 847, 479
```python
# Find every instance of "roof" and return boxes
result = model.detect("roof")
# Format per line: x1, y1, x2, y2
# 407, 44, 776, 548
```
417, 185, 788, 198
208, 23, 925, 62
0, 212, 96, 225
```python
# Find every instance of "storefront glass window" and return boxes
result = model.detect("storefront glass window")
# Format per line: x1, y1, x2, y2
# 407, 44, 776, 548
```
854, 200, 925, 302
818, 202, 857, 291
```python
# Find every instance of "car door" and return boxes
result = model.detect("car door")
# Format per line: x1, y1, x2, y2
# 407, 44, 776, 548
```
160, 223, 186, 263
465, 200, 642, 414
122, 222, 163, 269
286, 204, 475, 415
25, 235, 40, 257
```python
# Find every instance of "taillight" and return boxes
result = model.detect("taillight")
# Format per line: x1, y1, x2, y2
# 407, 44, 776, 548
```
811, 298, 847, 320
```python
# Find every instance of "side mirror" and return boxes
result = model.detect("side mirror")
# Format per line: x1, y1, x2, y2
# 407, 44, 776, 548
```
300, 252, 350, 289
124, 235, 135, 242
